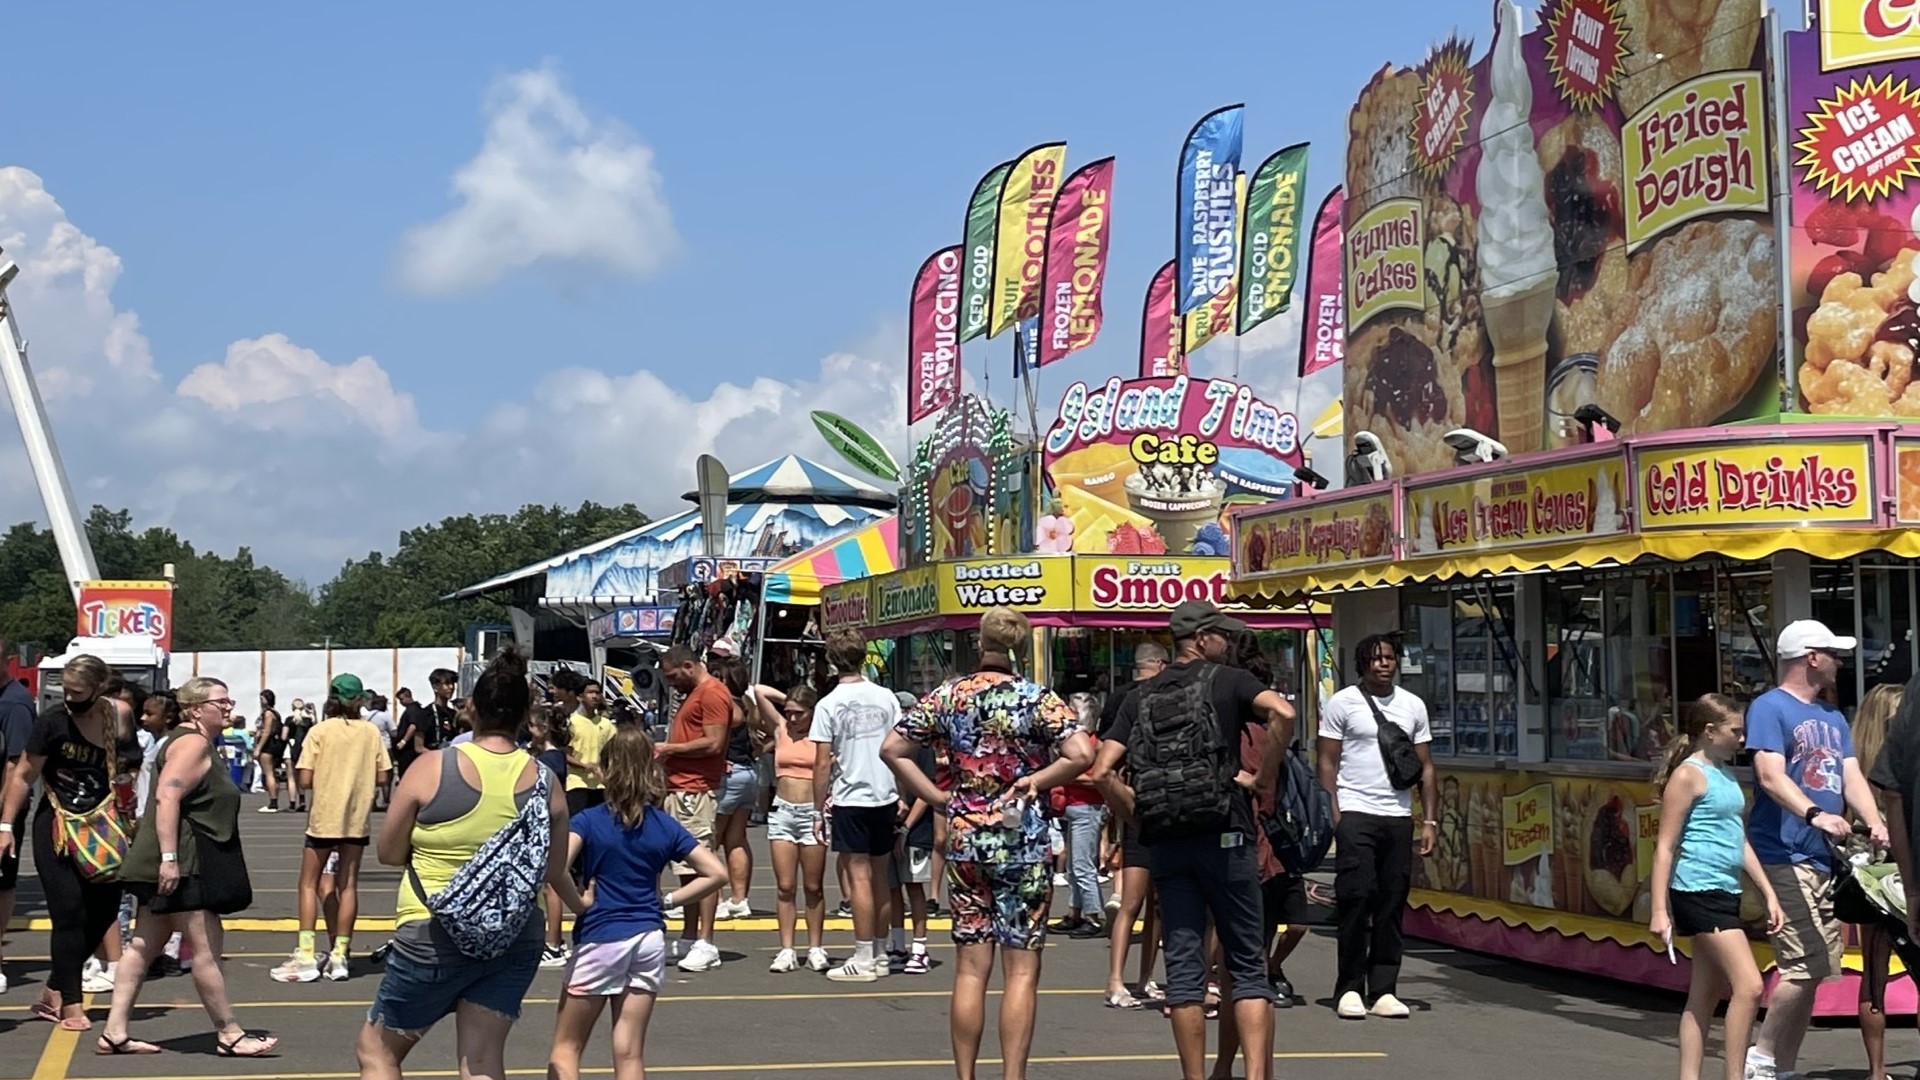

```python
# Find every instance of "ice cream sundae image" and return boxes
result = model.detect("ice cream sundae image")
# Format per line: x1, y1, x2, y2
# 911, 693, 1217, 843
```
1123, 459, 1225, 553
1475, 0, 1558, 455
1410, 494, 1438, 554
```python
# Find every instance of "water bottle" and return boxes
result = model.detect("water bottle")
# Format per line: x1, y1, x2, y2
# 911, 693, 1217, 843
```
1001, 796, 1025, 829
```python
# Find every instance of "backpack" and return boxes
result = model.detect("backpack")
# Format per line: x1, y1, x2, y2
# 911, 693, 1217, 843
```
1261, 738, 1335, 875
1128, 664, 1239, 840
406, 758, 552, 960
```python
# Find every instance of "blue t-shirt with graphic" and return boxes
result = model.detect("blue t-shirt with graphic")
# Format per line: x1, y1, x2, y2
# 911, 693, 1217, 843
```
1746, 687, 1854, 871
570, 804, 697, 944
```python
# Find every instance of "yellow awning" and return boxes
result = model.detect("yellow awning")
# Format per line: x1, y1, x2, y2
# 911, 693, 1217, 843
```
1230, 527, 1920, 602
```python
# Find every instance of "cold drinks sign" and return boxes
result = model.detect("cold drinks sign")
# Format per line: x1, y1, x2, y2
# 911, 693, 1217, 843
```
77, 580, 174, 652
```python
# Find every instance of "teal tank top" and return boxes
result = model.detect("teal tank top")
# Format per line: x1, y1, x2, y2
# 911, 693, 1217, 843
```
1671, 757, 1746, 895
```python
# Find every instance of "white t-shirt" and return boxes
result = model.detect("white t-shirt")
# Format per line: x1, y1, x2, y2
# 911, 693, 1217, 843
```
809, 679, 901, 808
1318, 684, 1432, 817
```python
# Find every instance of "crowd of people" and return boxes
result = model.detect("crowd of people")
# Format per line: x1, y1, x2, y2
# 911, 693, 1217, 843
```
14, 610, 1916, 1080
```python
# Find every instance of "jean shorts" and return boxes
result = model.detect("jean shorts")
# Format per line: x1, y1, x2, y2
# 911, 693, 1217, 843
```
367, 936, 543, 1035
717, 762, 761, 815
767, 798, 820, 845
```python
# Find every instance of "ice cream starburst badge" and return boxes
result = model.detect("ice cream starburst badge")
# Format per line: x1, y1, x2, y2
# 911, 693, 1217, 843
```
1542, 0, 1630, 112
1795, 73, 1920, 203
1411, 38, 1476, 183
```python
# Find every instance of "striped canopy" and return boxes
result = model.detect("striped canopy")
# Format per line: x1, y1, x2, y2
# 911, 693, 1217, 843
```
763, 515, 899, 605
684, 455, 897, 510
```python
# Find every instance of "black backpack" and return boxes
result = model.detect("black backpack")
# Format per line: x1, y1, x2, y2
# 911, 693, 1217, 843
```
1128, 664, 1238, 840
1261, 738, 1335, 875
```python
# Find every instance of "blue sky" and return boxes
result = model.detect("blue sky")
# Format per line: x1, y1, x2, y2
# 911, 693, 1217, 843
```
0, 1, 1800, 581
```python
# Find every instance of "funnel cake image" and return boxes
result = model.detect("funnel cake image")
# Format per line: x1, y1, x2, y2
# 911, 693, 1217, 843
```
1475, 0, 1558, 454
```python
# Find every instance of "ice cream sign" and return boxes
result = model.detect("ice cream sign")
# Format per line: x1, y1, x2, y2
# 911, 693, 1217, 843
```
76, 580, 173, 652
1636, 438, 1874, 527
1404, 456, 1626, 556
1043, 375, 1301, 559
1623, 71, 1769, 250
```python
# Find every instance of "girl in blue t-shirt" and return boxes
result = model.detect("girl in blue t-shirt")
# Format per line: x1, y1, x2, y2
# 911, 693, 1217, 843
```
548, 728, 727, 1080
1649, 695, 1786, 1080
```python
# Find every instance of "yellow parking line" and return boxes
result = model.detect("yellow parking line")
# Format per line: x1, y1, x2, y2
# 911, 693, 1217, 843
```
5, 916, 960, 933
0, 988, 1112, 1013
66, 1051, 1386, 1080
26, 992, 91, 1080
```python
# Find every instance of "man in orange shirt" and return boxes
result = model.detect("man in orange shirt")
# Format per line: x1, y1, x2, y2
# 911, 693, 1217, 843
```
657, 644, 731, 972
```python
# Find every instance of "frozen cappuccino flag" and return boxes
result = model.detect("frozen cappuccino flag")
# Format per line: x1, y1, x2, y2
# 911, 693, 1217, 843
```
1176, 103, 1245, 315
1238, 142, 1310, 335
1138, 259, 1184, 378
908, 245, 964, 423
1183, 171, 1246, 353
1036, 157, 1116, 368
959, 161, 1012, 343
1297, 186, 1347, 379
989, 143, 1068, 338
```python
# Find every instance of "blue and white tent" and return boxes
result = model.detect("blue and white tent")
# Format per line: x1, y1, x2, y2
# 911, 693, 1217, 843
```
682, 455, 896, 509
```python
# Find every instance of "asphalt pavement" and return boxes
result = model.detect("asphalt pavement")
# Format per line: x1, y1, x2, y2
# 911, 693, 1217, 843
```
0, 793, 1901, 1080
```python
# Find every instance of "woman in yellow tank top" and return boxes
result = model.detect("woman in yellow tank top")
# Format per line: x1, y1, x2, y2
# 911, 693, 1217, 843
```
355, 649, 585, 1080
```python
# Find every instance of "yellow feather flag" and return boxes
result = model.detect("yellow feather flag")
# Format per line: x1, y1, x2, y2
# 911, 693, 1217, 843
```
988, 143, 1068, 338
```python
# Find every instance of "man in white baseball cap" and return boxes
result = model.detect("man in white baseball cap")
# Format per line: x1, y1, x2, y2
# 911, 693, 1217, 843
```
1745, 619, 1887, 1080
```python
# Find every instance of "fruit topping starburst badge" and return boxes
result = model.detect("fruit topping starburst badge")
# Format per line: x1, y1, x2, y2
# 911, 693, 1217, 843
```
1411, 38, 1476, 182
1542, 0, 1629, 112
1796, 73, 1920, 203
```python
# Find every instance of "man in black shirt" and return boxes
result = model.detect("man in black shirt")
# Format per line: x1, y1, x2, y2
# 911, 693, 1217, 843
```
0, 636, 33, 992
1091, 601, 1294, 1080
1868, 673, 1920, 941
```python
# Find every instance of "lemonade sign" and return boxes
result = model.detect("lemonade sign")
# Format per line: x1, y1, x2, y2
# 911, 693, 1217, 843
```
1043, 375, 1302, 558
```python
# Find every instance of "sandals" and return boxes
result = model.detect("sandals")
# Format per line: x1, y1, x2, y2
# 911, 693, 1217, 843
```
97, 1035, 161, 1055
1105, 989, 1144, 1009
217, 1031, 278, 1057
58, 1014, 94, 1031
29, 1000, 62, 1024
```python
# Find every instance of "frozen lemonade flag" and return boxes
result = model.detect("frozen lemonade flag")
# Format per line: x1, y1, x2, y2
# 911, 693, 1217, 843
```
1184, 171, 1246, 353
908, 245, 963, 423
989, 143, 1068, 338
1298, 186, 1347, 379
1139, 260, 1183, 378
960, 161, 1012, 342
1477, 1, 1558, 453
1037, 157, 1116, 368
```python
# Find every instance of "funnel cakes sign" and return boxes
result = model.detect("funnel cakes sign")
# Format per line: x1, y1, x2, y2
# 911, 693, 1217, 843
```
1043, 375, 1302, 559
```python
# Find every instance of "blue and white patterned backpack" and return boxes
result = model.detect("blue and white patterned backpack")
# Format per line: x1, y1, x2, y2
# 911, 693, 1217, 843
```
407, 760, 552, 960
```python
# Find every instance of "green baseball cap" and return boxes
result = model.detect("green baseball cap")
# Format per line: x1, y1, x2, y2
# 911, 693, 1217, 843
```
330, 673, 365, 701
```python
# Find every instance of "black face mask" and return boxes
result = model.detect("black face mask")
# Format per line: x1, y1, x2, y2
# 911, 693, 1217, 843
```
65, 695, 96, 717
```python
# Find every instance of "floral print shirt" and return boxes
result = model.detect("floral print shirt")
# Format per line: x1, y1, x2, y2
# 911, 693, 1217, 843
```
895, 669, 1075, 866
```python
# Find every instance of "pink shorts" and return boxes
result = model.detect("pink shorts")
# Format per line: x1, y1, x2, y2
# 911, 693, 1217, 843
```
563, 930, 667, 997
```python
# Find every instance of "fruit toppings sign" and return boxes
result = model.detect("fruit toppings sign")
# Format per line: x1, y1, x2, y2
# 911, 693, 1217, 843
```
1623, 72, 1770, 251
76, 580, 173, 652
1346, 198, 1424, 328
1412, 40, 1475, 180
1636, 439, 1874, 527
1542, 0, 1629, 111
1232, 493, 1396, 578
1819, 0, 1920, 72
1043, 375, 1301, 558
1796, 73, 1920, 202
1404, 457, 1627, 556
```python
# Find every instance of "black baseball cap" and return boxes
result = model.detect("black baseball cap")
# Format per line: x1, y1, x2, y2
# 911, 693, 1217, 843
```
1169, 600, 1248, 639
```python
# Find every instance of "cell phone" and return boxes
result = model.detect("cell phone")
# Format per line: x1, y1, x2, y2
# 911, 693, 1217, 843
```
1220, 833, 1245, 849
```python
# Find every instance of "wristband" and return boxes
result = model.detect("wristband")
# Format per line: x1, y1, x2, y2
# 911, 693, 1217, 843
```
160, 852, 177, 863
664, 891, 676, 909
1422, 819, 1439, 827
0, 822, 11, 834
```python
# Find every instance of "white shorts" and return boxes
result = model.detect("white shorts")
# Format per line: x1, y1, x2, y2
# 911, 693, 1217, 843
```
890, 846, 933, 887
564, 930, 667, 997
767, 798, 820, 846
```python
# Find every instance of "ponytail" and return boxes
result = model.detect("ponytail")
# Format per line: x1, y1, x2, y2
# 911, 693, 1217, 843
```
1652, 693, 1745, 794
1651, 732, 1696, 795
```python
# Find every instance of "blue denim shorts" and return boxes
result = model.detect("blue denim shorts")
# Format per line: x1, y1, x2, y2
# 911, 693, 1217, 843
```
716, 762, 761, 815
367, 936, 543, 1035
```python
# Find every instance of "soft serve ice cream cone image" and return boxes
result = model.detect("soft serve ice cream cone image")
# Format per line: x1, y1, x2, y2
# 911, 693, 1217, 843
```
1475, 0, 1557, 454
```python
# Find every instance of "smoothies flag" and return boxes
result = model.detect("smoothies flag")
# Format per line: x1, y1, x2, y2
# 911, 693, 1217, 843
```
1037, 157, 1116, 368
960, 161, 1012, 343
1177, 104, 1245, 314
1139, 259, 1184, 378
1238, 142, 1310, 335
990, 143, 1068, 338
908, 245, 963, 423
1184, 171, 1246, 353
1297, 187, 1346, 379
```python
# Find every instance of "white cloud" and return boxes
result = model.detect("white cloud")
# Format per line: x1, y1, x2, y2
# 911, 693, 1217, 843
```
0, 167, 903, 581
394, 66, 679, 295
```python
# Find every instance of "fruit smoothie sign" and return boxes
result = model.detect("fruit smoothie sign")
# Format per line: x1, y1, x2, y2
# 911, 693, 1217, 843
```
1787, 8, 1920, 415
1043, 375, 1302, 558
1342, 0, 1777, 481
77, 580, 173, 652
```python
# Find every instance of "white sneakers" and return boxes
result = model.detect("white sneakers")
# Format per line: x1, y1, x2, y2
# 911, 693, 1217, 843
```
324, 953, 349, 982
540, 944, 570, 969
715, 899, 752, 920
807, 947, 830, 972
769, 948, 799, 973
677, 940, 722, 972
825, 958, 879, 983
81, 959, 115, 994
1336, 991, 1410, 1019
